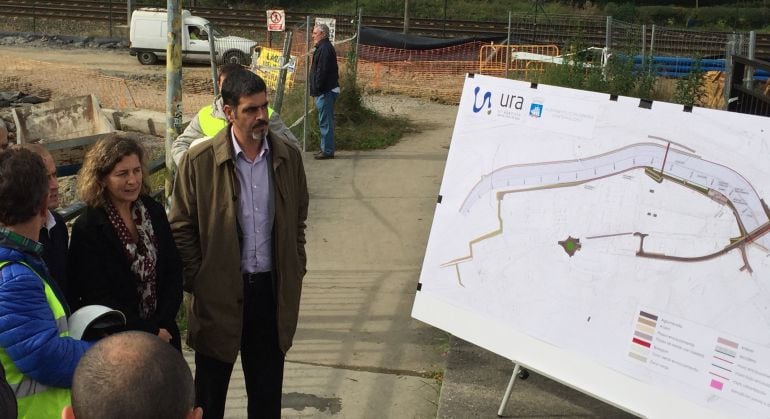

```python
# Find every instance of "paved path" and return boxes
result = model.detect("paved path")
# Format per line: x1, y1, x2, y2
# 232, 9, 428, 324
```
183, 96, 456, 418
183, 95, 638, 418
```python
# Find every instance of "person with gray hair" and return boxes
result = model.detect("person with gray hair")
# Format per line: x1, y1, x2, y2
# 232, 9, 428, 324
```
62, 331, 202, 419
310, 23, 339, 160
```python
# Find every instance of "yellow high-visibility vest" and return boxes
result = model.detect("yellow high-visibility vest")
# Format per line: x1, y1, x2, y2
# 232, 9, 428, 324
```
197, 104, 275, 138
0, 260, 72, 419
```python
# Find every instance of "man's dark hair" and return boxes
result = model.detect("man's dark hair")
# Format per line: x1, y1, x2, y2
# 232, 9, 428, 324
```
217, 63, 243, 81
0, 148, 48, 226
71, 331, 195, 419
221, 69, 267, 108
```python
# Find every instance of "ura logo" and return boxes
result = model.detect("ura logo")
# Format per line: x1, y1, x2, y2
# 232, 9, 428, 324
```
472, 86, 492, 115
500, 93, 524, 110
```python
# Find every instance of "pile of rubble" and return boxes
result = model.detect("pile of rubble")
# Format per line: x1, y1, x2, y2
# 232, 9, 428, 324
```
0, 90, 49, 145
0, 32, 128, 49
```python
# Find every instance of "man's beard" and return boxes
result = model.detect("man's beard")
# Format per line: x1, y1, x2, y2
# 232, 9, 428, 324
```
251, 120, 268, 140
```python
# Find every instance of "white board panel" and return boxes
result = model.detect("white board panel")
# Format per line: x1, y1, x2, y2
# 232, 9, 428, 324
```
413, 74, 770, 419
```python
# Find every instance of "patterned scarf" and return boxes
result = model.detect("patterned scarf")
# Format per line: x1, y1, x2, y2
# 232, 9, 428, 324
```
105, 199, 158, 319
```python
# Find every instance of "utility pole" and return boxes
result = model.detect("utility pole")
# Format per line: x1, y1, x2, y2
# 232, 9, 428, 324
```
126, 0, 132, 26
443, 0, 447, 38
403, 0, 409, 34
166, 0, 182, 194
274, 31, 293, 114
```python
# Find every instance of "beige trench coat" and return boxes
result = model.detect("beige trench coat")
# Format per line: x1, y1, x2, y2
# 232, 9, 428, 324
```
169, 125, 308, 362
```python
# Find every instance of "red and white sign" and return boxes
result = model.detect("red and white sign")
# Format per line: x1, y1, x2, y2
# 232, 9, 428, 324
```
267, 10, 285, 32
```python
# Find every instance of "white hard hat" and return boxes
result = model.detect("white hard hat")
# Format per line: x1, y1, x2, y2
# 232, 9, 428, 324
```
69, 305, 126, 340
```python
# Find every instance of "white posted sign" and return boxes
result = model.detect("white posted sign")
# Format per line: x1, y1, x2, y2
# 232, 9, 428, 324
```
314, 17, 336, 43
413, 74, 770, 419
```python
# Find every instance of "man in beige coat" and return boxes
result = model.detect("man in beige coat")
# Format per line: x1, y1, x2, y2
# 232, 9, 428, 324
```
169, 70, 308, 418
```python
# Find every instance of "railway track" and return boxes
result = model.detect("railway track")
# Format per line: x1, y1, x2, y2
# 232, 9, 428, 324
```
1, 0, 769, 57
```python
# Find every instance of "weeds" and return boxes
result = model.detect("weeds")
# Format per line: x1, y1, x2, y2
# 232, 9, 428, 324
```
530, 30, 707, 106
278, 54, 412, 152
527, 34, 707, 107
672, 57, 707, 107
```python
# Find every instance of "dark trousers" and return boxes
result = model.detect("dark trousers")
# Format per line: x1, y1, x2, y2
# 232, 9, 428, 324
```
194, 273, 285, 419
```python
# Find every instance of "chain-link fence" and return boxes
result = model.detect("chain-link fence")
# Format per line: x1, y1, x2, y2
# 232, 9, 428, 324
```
0, 8, 761, 116
349, 14, 758, 106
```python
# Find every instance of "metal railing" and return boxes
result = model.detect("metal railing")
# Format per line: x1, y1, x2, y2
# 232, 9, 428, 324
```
727, 55, 770, 117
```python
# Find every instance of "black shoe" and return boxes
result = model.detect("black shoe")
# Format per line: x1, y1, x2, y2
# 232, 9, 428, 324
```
314, 153, 334, 160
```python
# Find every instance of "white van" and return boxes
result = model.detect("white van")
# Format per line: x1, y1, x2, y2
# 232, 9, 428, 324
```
129, 8, 257, 65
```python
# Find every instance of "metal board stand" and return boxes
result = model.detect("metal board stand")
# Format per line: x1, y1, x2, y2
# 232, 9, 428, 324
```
497, 363, 530, 417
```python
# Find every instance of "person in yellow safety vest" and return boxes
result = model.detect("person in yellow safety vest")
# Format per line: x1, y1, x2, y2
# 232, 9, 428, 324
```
0, 148, 92, 419
171, 63, 299, 166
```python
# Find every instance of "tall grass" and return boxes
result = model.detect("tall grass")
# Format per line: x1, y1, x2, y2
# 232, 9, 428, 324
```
278, 55, 412, 152
528, 36, 706, 106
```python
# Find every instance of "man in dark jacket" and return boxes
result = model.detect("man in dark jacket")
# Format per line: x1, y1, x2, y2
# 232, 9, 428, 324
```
309, 23, 339, 160
0, 363, 16, 419
17, 144, 68, 293
170, 70, 308, 418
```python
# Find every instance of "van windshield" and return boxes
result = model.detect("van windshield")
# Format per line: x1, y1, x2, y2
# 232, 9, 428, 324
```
210, 25, 226, 38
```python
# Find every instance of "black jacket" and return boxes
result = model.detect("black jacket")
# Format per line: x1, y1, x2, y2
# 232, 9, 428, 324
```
0, 363, 16, 419
67, 195, 183, 350
310, 37, 339, 97
39, 210, 68, 295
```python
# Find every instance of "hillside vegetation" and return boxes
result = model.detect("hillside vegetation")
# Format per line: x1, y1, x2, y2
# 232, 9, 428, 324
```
180, 0, 770, 31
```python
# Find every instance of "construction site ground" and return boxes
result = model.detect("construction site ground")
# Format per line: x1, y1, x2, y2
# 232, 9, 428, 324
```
1, 44, 639, 417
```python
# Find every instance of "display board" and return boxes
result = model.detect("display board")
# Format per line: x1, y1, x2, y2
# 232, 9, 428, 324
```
413, 74, 770, 419
251, 47, 296, 90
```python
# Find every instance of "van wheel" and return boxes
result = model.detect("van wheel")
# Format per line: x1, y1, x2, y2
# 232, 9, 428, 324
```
223, 51, 249, 66
137, 52, 158, 65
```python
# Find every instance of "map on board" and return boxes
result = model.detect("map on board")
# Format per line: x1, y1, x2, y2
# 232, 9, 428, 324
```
413, 74, 770, 418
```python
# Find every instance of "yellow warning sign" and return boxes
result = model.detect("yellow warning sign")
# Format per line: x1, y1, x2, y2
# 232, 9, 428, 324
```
251, 47, 296, 90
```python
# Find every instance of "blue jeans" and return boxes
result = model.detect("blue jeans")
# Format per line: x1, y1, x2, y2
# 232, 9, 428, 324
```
315, 91, 338, 155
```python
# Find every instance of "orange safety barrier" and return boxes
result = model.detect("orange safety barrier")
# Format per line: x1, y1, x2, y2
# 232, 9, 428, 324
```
479, 44, 560, 76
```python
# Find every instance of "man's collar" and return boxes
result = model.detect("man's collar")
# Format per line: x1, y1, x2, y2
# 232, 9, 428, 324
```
0, 226, 43, 255
213, 122, 289, 168
230, 126, 269, 162
44, 210, 56, 232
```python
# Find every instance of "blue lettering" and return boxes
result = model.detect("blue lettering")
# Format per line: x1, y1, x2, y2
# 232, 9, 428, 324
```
472, 86, 492, 114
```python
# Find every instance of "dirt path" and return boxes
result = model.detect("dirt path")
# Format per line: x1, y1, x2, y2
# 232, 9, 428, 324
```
0, 44, 212, 78
1, 45, 217, 111
1, 43, 460, 208
0, 43, 458, 135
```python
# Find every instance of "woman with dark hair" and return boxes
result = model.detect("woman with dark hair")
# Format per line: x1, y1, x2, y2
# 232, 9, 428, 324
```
68, 134, 183, 350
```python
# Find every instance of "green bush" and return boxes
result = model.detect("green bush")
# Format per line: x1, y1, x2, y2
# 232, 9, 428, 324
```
695, 6, 770, 30
604, 2, 638, 23
635, 6, 689, 26
634, 5, 770, 29
672, 58, 707, 106
532, 35, 659, 100
278, 56, 412, 152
